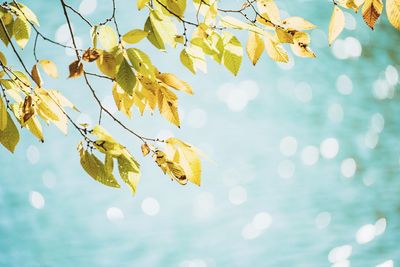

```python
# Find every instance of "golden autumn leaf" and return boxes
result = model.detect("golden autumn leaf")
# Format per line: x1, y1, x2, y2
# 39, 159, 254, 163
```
246, 31, 265, 66
0, 97, 7, 131
166, 138, 202, 186
0, 111, 19, 153
264, 35, 289, 63
156, 73, 193, 94
31, 64, 42, 87
362, 0, 383, 29
328, 5, 345, 45
386, 0, 400, 30
157, 87, 180, 127
39, 60, 58, 78
79, 145, 121, 188
68, 60, 84, 78
141, 143, 151, 156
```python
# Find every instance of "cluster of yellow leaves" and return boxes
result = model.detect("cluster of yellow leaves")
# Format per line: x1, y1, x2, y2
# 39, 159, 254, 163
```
80, 24, 193, 127
149, 138, 201, 186
0, 63, 77, 145
78, 126, 141, 193
1, 0, 399, 197
329, 0, 400, 44
0, 2, 38, 49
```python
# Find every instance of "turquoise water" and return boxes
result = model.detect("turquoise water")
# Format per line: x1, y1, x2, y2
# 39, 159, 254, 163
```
0, 0, 399, 266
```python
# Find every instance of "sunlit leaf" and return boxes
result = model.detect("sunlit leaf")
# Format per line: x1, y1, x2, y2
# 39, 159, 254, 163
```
386, 0, 400, 30
39, 60, 58, 78
122, 29, 148, 44
0, 111, 19, 153
362, 0, 383, 29
328, 5, 345, 45
246, 31, 265, 66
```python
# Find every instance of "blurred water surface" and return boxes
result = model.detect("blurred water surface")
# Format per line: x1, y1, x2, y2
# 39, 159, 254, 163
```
0, 0, 400, 266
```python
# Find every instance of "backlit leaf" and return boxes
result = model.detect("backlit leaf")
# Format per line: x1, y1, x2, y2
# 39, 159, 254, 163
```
328, 5, 345, 45
156, 73, 193, 94
13, 16, 30, 49
116, 58, 136, 95
0, 97, 7, 131
39, 60, 58, 78
0, 112, 19, 153
246, 31, 265, 66
386, 0, 400, 30
79, 146, 121, 188
122, 29, 148, 44
362, 0, 383, 29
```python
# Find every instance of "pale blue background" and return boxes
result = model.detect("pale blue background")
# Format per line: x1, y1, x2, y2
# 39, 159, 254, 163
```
0, 0, 399, 266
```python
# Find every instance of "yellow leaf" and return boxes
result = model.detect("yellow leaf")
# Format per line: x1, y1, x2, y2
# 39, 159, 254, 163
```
141, 143, 150, 156
26, 116, 44, 142
156, 0, 187, 17
137, 0, 150, 10
222, 32, 243, 76
362, 0, 383, 29
96, 50, 117, 78
0, 97, 7, 131
246, 31, 265, 66
328, 5, 345, 45
264, 35, 289, 63
166, 138, 202, 186
126, 48, 155, 78
122, 29, 148, 44
156, 73, 193, 94
13, 16, 30, 49
31, 64, 42, 87
282, 16, 316, 31
275, 28, 294, 44
256, 0, 281, 25
0, 51, 7, 65
116, 58, 136, 95
117, 153, 140, 194
10, 2, 39, 25
39, 60, 58, 78
112, 82, 134, 118
79, 146, 121, 188
68, 60, 84, 78
0, 111, 19, 152
220, 16, 252, 30
97, 25, 119, 51
180, 48, 196, 74
157, 87, 180, 127
386, 0, 400, 30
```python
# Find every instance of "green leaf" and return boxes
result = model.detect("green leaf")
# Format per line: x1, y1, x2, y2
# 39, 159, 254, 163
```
13, 16, 30, 49
117, 154, 140, 194
97, 25, 118, 51
116, 58, 136, 95
0, 112, 19, 153
122, 29, 148, 44
222, 32, 243, 76
80, 149, 121, 188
